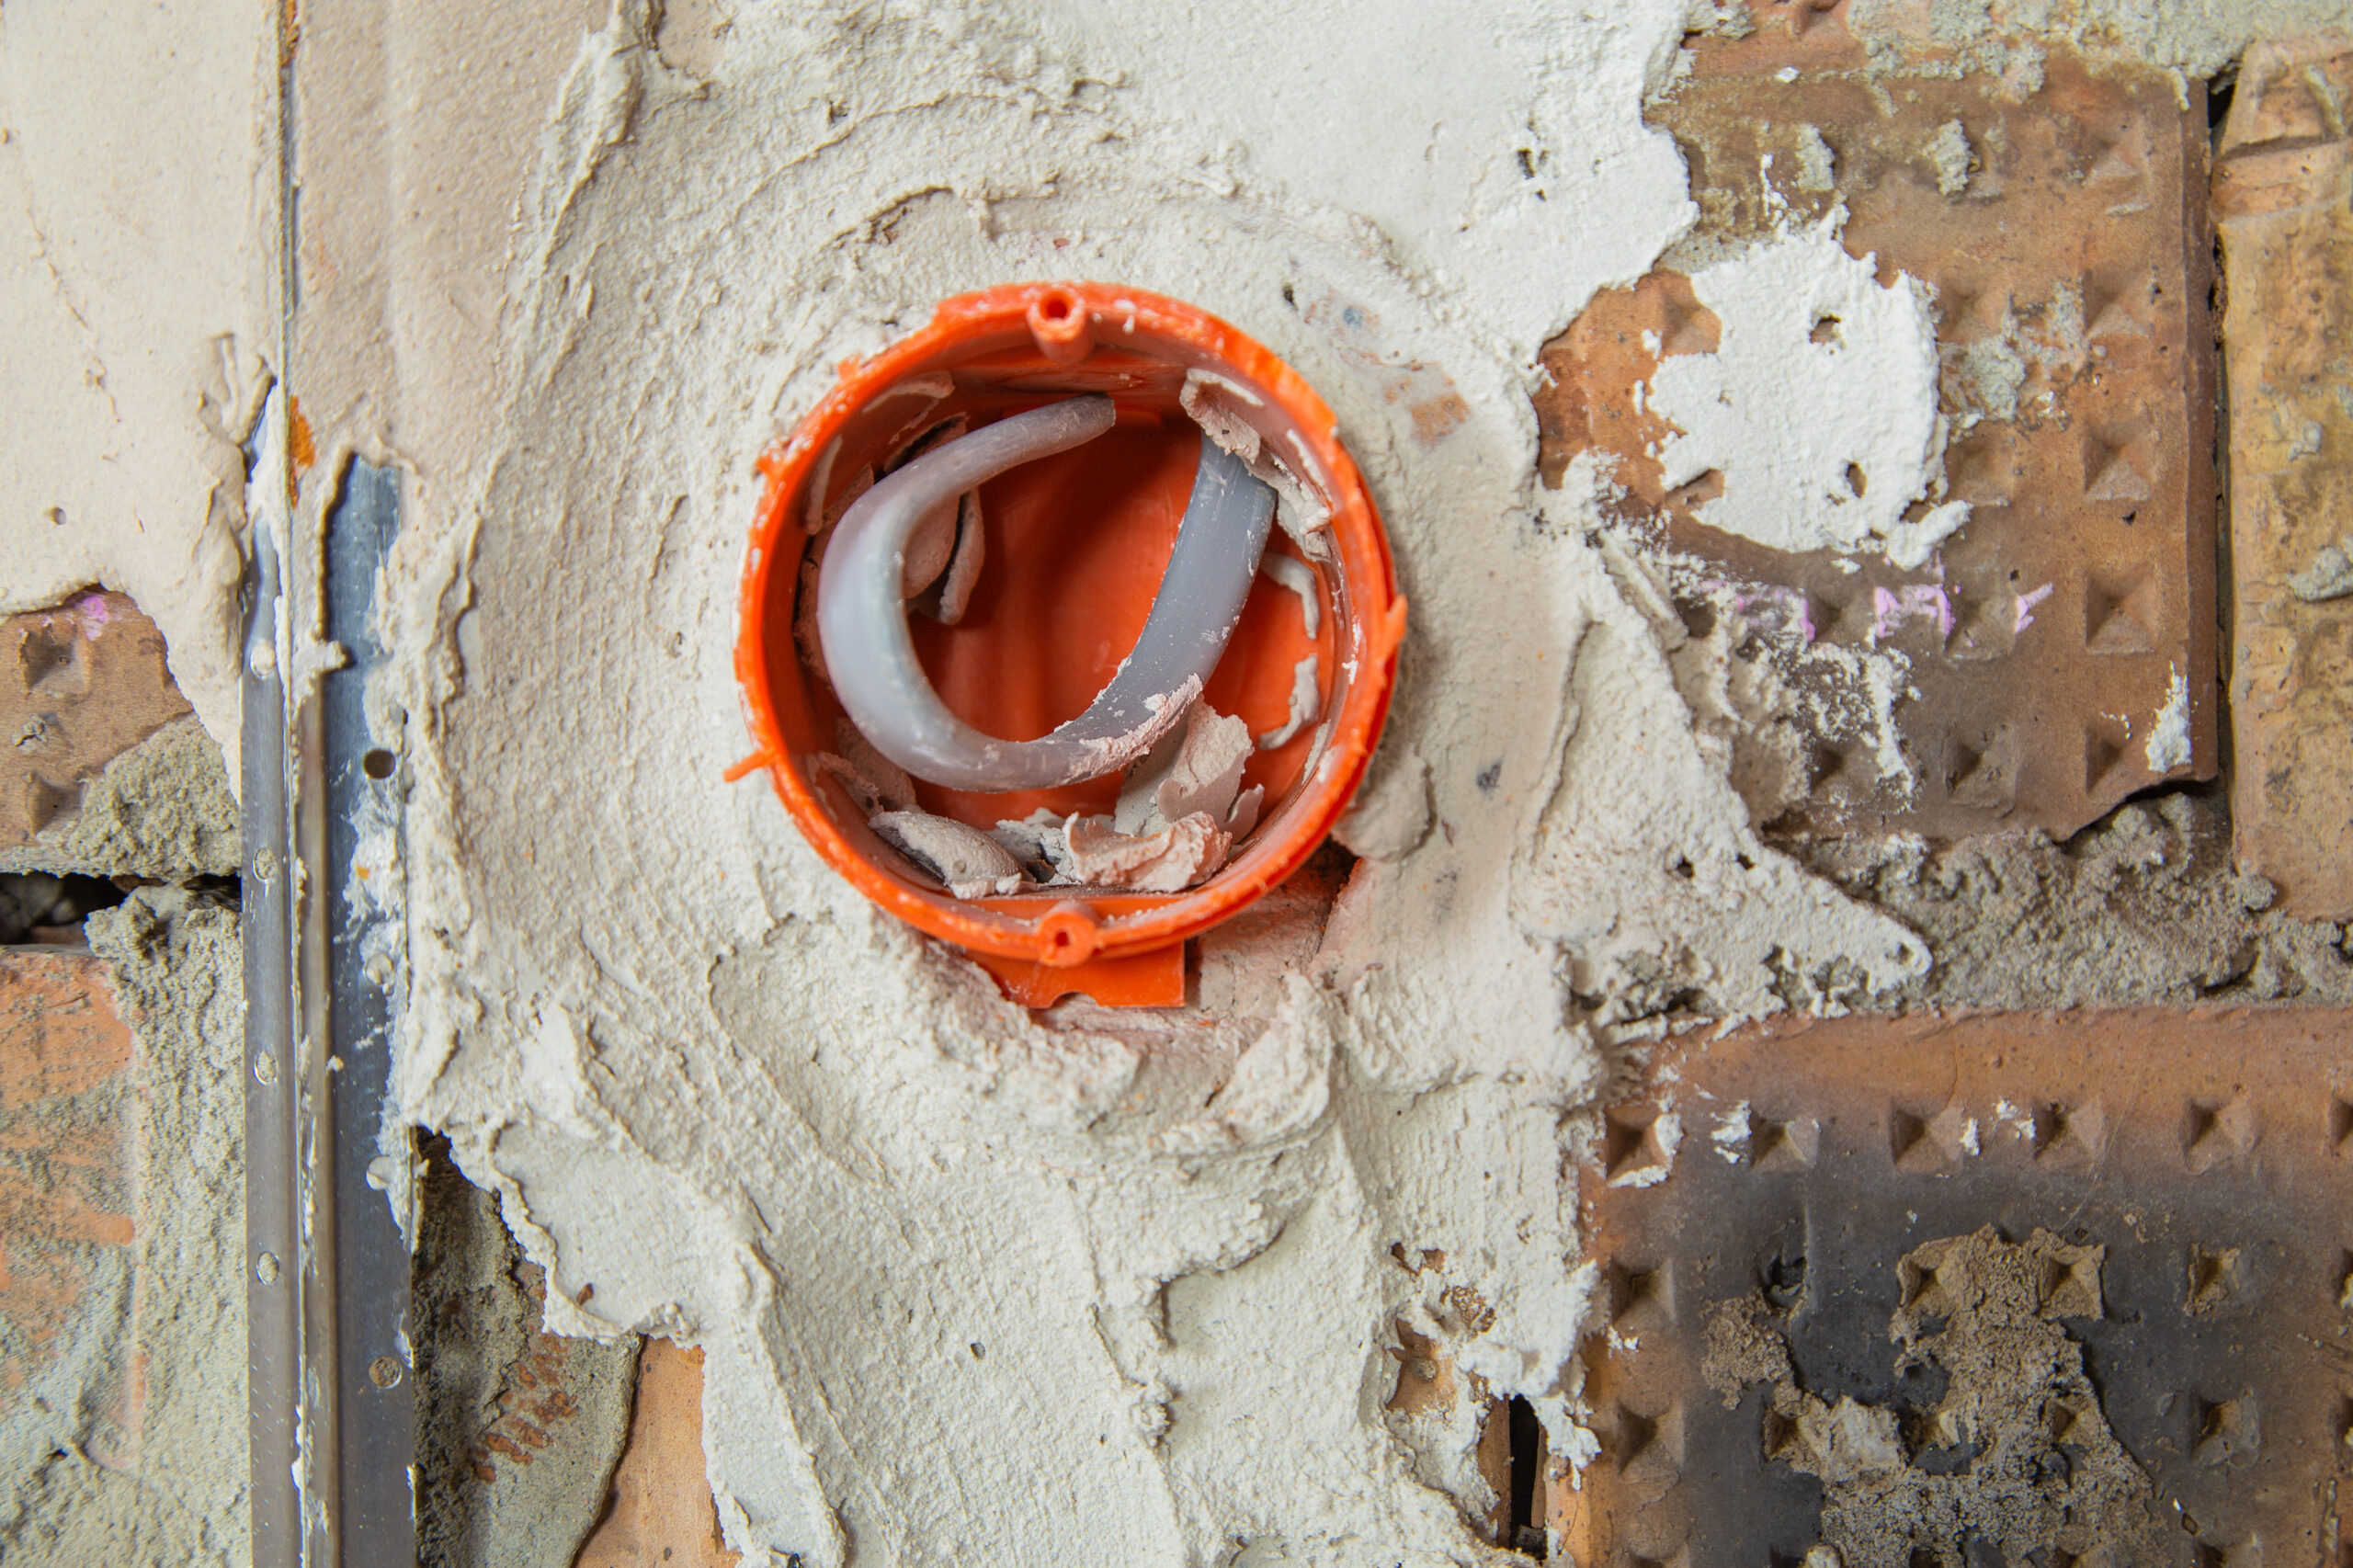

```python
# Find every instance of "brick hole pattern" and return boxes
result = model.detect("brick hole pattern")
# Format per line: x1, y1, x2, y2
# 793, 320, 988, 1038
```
1560, 1008, 2353, 1568
1531, 25, 2217, 840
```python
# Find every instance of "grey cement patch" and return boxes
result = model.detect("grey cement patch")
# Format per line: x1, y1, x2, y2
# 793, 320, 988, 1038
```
1846, 0, 2353, 80
1801, 790, 2353, 1011
0, 888, 248, 1568
415, 1137, 640, 1568
0, 1069, 136, 1548
0, 718, 241, 882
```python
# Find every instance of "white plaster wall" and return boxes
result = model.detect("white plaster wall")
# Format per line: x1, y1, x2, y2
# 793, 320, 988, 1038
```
6, 1, 2343, 1563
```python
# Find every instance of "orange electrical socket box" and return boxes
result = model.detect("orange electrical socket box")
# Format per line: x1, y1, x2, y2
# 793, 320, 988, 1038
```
734, 282, 1404, 1006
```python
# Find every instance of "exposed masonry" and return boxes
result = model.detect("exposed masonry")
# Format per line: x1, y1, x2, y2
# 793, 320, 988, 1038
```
1540, 42, 2219, 844
1562, 1007, 2353, 1565
2, 889, 246, 1566
10, 1, 2353, 1564
2214, 36, 2353, 921
414, 1137, 640, 1568
0, 588, 250, 1564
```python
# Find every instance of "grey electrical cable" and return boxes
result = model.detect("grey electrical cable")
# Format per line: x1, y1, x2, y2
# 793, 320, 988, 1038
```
817, 392, 1277, 791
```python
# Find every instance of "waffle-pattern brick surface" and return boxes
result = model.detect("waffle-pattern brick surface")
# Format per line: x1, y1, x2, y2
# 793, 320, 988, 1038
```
2213, 34, 2353, 920
1, 591, 193, 848
1557, 1008, 2353, 1568
1535, 6, 2217, 840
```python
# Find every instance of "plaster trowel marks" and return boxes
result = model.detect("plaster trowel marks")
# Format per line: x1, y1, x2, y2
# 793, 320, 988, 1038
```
1559, 1008, 2353, 1568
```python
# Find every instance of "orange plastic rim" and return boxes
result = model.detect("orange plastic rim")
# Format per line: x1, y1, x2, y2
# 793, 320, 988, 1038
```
734, 281, 1405, 965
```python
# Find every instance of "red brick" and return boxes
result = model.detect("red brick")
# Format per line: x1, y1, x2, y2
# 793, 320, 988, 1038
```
0, 950, 134, 1428
2, 592, 193, 848
1536, 17, 2218, 839
573, 1339, 739, 1568
2213, 35, 2353, 919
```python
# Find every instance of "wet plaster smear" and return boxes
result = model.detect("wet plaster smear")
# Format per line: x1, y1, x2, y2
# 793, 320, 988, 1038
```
348, 7, 1938, 1562
0, 0, 2335, 1564
0, 0, 276, 779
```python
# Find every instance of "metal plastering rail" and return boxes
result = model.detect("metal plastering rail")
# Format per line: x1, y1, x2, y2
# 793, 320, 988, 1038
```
247, 444, 418, 1565
247, 0, 304, 1548
316, 460, 417, 1563
244, 486, 301, 1567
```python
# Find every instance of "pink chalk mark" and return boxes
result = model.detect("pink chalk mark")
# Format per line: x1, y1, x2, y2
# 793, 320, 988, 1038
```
1724, 584, 1817, 644
2014, 583, 2053, 633
1870, 585, 1955, 645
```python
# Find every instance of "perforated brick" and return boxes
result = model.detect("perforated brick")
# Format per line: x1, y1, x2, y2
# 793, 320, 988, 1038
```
1, 591, 193, 848
1556, 1007, 2353, 1568
1535, 8, 2218, 840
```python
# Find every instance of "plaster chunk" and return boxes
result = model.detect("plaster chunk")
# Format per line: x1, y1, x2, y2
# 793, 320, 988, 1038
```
1256, 655, 1323, 751
1649, 215, 1971, 569
870, 810, 1025, 899
1115, 703, 1256, 840
1063, 811, 1232, 892
2287, 531, 2353, 602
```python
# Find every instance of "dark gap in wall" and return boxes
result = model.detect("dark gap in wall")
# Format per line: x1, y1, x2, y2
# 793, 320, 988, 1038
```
186, 872, 244, 905
2206, 67, 2236, 136
0, 871, 131, 945
1506, 1392, 1548, 1557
